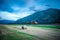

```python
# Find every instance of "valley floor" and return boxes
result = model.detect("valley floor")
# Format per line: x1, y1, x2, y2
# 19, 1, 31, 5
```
0, 24, 60, 40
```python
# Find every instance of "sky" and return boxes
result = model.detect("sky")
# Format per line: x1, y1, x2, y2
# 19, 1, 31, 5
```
0, 0, 60, 21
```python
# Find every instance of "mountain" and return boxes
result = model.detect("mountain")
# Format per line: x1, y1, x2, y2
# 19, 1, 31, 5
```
0, 20, 15, 24
16, 8, 60, 24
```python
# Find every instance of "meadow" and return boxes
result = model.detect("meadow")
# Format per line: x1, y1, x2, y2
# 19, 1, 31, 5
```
0, 24, 60, 40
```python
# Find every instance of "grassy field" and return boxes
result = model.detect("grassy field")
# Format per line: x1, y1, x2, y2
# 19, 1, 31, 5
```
6, 24, 60, 29
0, 24, 60, 40
0, 25, 40, 40
29, 25, 60, 29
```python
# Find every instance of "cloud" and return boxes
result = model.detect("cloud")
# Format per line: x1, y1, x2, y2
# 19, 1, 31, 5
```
1, 0, 57, 21
0, 0, 49, 12
0, 0, 48, 21
16, 11, 35, 18
0, 0, 60, 13
0, 11, 20, 21
29, 5, 49, 11
0, 9, 35, 21
34, 0, 60, 9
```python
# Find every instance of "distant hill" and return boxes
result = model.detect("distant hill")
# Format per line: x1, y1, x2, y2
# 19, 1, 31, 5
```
0, 20, 15, 24
16, 8, 60, 24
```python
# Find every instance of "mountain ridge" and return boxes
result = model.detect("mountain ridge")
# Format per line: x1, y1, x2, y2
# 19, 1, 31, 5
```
0, 20, 15, 24
16, 8, 60, 24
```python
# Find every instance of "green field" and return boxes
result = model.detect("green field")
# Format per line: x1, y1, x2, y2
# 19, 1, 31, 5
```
0, 25, 40, 40
29, 25, 60, 29
0, 24, 60, 40
6, 24, 60, 29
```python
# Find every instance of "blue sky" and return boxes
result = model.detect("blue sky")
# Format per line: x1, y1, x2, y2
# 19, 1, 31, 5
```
0, 0, 60, 21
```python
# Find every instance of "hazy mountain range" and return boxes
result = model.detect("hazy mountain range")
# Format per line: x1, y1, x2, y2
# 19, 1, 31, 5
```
0, 20, 14, 24
15, 8, 60, 24
0, 8, 60, 24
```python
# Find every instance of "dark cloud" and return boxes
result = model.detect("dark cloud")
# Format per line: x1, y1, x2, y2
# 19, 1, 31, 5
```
0, 0, 27, 12
34, 0, 60, 9
0, 0, 60, 12
0, 0, 14, 12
